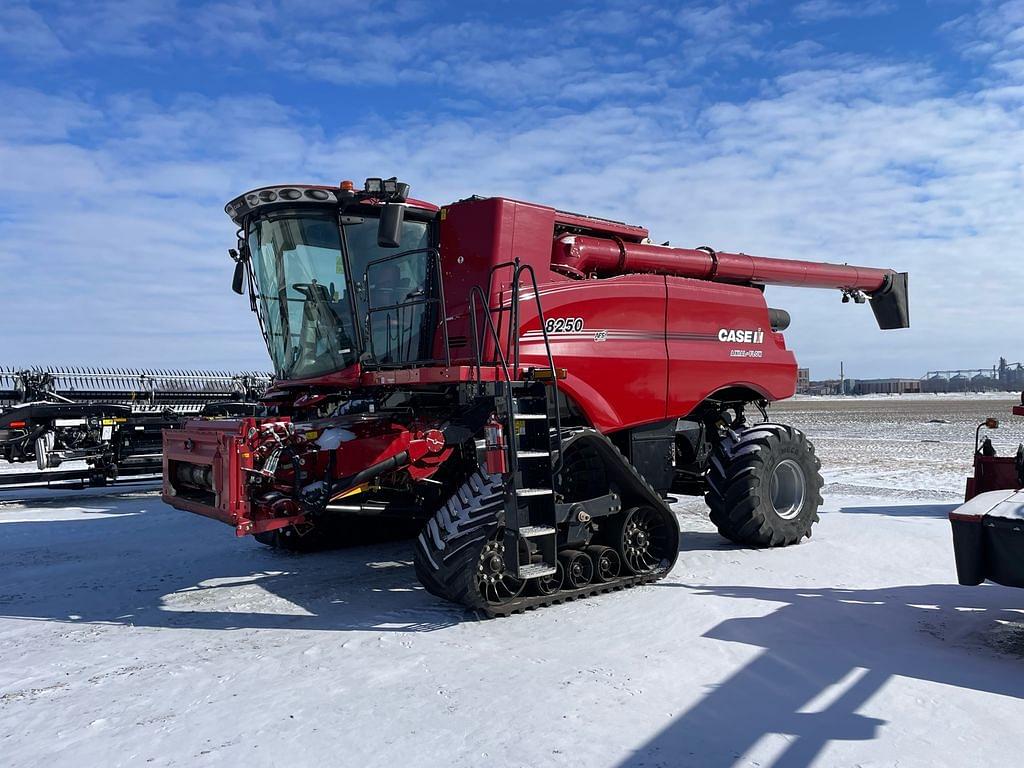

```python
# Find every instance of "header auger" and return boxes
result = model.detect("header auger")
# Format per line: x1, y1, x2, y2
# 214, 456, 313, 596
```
161, 177, 909, 616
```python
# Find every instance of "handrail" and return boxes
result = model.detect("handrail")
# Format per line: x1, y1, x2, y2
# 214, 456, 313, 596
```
510, 262, 564, 473
468, 285, 513, 387
463, 259, 564, 474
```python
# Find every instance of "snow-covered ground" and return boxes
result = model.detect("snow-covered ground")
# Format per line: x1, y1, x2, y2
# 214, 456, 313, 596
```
2, 398, 1022, 767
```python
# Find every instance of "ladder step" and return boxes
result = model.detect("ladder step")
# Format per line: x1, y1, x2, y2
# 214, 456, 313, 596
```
518, 564, 557, 579
516, 487, 553, 497
512, 413, 547, 420
518, 525, 556, 538
516, 450, 550, 458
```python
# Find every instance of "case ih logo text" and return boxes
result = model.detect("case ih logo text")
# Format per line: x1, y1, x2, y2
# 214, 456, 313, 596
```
718, 328, 764, 344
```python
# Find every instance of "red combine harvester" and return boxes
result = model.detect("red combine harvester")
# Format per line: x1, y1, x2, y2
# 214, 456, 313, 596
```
949, 395, 1024, 589
162, 178, 909, 616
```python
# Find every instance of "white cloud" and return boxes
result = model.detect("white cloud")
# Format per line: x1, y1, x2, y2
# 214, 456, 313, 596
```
792, 0, 896, 22
0, 2, 1022, 380
0, 3, 68, 61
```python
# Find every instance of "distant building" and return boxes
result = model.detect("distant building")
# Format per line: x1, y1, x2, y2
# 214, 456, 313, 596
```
853, 378, 922, 395
796, 368, 810, 394
807, 379, 843, 396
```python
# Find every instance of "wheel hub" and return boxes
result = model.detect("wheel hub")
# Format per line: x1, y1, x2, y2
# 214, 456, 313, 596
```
770, 459, 807, 520
475, 541, 524, 603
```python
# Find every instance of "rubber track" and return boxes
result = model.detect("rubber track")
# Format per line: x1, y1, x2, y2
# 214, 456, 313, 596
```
475, 567, 671, 619
415, 429, 680, 617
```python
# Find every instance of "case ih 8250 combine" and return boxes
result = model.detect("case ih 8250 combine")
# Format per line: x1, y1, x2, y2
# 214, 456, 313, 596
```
162, 178, 909, 616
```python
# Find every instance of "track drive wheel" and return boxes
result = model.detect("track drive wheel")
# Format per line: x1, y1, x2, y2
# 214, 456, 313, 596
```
413, 470, 526, 611
706, 422, 824, 547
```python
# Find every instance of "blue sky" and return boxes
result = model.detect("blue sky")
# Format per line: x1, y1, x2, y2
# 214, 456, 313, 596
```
1, 0, 1022, 379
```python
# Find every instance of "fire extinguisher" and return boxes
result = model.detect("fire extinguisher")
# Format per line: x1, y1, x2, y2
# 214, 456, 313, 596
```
484, 416, 509, 475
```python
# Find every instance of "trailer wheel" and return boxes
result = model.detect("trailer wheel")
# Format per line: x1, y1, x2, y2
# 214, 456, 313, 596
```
706, 423, 823, 546
413, 469, 526, 610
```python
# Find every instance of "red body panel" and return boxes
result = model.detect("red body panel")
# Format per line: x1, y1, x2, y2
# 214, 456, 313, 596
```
436, 196, 798, 432
163, 419, 255, 528
965, 456, 1021, 501
665, 277, 795, 414
516, 276, 670, 431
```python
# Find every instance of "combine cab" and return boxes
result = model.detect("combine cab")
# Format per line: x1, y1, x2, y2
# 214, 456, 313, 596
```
949, 394, 1024, 589
162, 177, 909, 616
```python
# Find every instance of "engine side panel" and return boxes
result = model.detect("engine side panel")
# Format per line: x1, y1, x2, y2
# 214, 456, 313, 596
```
515, 276, 669, 432
513, 275, 795, 433
665, 277, 796, 415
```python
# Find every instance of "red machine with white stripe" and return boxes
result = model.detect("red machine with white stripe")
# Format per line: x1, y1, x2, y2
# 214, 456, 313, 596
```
162, 178, 909, 616
949, 395, 1024, 589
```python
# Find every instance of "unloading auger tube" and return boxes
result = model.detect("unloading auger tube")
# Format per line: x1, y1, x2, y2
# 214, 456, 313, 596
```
552, 234, 909, 329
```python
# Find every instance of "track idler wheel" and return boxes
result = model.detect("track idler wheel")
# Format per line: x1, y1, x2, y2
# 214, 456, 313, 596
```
585, 545, 621, 582
611, 505, 676, 575
476, 538, 526, 606
558, 549, 594, 589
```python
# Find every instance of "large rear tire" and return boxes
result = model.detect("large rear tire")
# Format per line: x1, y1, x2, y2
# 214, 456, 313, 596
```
413, 469, 525, 610
706, 423, 823, 546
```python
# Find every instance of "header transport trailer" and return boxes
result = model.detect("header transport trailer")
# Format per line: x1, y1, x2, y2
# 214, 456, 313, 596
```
162, 177, 909, 616
1, 367, 267, 489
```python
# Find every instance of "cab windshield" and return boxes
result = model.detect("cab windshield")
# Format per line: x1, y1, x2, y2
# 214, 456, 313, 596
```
247, 208, 431, 380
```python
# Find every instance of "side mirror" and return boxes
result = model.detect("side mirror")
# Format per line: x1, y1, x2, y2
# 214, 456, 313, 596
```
232, 260, 245, 295
377, 203, 404, 248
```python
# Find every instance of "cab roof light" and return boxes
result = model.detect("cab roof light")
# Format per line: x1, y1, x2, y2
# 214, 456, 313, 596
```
340, 180, 355, 191
364, 177, 409, 202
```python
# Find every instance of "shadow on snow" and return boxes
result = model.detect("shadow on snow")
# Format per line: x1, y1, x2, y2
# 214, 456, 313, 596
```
0, 497, 464, 633
5, 494, 1023, 768
619, 580, 1024, 767
836, 502, 960, 518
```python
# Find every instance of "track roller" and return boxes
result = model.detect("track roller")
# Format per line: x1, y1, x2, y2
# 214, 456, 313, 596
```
585, 545, 621, 582
558, 549, 594, 589
532, 562, 564, 596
